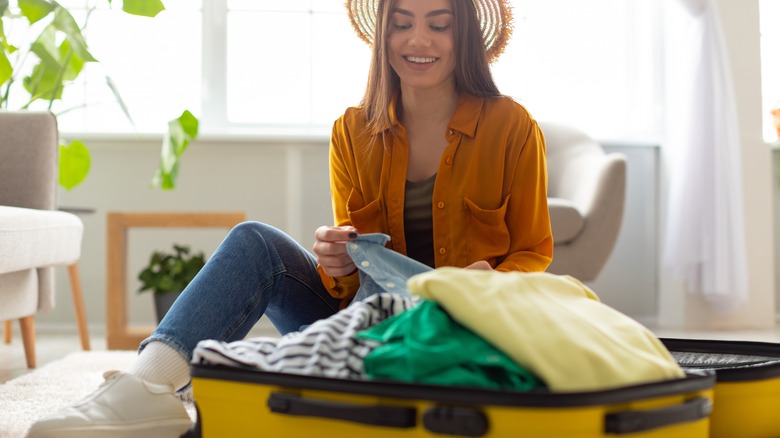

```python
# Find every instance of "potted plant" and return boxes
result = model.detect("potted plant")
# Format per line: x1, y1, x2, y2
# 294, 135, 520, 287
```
137, 244, 205, 323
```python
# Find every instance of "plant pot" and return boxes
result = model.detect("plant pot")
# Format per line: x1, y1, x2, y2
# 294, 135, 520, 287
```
154, 292, 182, 324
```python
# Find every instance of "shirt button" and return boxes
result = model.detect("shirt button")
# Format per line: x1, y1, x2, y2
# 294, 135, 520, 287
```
445, 156, 452, 165
439, 247, 447, 255
360, 261, 370, 267
437, 201, 445, 209
448, 129, 454, 136
386, 282, 396, 288
349, 243, 358, 250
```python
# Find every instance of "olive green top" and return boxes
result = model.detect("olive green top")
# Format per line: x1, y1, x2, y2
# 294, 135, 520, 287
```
403, 174, 436, 268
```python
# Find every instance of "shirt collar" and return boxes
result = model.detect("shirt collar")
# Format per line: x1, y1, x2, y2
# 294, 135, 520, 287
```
382, 91, 485, 138
448, 92, 484, 138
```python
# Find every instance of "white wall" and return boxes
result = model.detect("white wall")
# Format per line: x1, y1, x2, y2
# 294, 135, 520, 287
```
589, 144, 660, 324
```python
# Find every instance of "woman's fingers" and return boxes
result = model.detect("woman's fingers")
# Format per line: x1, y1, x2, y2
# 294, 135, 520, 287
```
313, 225, 358, 277
314, 225, 357, 244
313, 240, 349, 256
318, 252, 356, 277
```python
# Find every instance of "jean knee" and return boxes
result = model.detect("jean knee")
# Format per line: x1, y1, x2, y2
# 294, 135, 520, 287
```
225, 221, 294, 258
228, 221, 279, 242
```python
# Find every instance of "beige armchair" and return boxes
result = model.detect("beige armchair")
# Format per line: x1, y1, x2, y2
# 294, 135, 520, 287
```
0, 111, 90, 368
541, 121, 628, 282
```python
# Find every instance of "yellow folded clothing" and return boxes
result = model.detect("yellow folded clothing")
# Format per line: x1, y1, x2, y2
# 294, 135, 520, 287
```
407, 268, 685, 392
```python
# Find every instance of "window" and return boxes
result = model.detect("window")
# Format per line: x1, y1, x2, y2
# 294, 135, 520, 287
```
220, 1, 369, 132
494, 0, 662, 139
6, 0, 662, 139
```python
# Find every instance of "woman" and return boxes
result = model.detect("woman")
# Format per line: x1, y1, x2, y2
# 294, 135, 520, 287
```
28, 0, 552, 436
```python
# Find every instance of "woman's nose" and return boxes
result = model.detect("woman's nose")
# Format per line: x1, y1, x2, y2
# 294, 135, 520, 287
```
409, 26, 432, 48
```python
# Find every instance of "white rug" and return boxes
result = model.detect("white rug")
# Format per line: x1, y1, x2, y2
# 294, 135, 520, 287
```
0, 351, 195, 438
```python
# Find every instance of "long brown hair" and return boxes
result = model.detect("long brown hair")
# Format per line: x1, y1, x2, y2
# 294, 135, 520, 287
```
361, 0, 503, 134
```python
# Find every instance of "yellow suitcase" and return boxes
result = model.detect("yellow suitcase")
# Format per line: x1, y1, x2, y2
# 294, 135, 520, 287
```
662, 338, 780, 438
185, 364, 714, 437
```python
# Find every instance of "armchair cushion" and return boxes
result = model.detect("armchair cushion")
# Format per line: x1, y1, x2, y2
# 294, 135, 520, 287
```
0, 206, 83, 275
548, 198, 585, 244
0, 206, 83, 315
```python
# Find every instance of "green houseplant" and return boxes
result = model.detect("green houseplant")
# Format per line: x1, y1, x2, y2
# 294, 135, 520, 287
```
0, 0, 197, 190
137, 243, 205, 323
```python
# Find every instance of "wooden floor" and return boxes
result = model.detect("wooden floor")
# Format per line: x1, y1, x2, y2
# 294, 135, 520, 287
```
4, 325, 780, 385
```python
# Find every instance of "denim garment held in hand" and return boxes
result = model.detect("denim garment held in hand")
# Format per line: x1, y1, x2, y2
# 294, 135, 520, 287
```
347, 233, 433, 305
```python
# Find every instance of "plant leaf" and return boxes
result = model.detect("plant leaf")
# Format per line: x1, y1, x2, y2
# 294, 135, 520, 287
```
105, 75, 136, 129
29, 24, 59, 66
0, 50, 10, 87
25, 25, 60, 101
59, 39, 85, 81
25, 25, 88, 103
152, 110, 199, 190
24, 61, 64, 102
18, 0, 54, 24
178, 109, 199, 138
59, 139, 91, 190
122, 0, 165, 18
170, 109, 198, 156
158, 275, 174, 292
0, 11, 6, 42
52, 6, 97, 62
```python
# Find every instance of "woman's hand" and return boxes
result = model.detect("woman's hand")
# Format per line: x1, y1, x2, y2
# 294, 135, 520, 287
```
464, 260, 493, 271
313, 225, 358, 277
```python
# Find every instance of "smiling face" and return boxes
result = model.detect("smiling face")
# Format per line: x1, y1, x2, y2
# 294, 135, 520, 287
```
387, 0, 456, 93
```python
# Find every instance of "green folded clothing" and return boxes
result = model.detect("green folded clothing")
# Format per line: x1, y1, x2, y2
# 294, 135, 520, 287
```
356, 300, 543, 391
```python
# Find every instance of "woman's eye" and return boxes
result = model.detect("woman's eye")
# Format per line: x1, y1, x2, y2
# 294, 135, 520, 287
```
393, 23, 411, 30
430, 24, 450, 32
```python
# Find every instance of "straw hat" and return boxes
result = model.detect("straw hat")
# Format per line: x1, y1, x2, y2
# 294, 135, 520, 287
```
346, 0, 513, 64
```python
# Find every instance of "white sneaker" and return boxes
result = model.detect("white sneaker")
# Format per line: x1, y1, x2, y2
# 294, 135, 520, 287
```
26, 371, 192, 438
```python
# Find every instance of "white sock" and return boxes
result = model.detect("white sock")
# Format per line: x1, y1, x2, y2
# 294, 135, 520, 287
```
128, 341, 191, 391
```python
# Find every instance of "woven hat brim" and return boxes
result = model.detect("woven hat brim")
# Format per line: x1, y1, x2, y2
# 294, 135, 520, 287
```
346, 0, 513, 64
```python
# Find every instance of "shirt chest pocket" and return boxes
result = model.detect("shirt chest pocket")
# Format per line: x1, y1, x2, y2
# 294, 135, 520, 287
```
463, 195, 511, 265
347, 188, 388, 235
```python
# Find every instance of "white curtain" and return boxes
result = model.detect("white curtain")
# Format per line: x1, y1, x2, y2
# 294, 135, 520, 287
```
662, 0, 748, 313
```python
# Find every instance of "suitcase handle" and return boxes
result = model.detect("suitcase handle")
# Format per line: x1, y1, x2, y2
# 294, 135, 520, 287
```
267, 392, 417, 428
604, 396, 712, 434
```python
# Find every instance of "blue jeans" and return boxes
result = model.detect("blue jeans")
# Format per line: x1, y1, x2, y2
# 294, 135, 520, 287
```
140, 222, 341, 361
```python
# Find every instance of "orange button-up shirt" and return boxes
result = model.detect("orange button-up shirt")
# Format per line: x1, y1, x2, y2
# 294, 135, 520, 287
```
319, 92, 553, 306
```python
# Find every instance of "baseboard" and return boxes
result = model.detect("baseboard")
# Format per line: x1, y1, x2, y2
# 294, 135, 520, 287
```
32, 322, 106, 336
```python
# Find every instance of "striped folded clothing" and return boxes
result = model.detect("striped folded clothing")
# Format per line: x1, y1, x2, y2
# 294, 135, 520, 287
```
191, 293, 417, 379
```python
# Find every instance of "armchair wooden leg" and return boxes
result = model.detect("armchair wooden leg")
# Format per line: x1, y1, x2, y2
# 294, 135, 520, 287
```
19, 316, 36, 368
3, 320, 11, 344
67, 263, 91, 351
